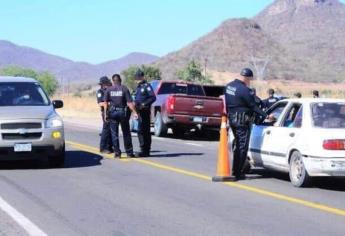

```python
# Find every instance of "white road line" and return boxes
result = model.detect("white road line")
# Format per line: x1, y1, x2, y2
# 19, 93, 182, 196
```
185, 142, 203, 147
0, 196, 47, 236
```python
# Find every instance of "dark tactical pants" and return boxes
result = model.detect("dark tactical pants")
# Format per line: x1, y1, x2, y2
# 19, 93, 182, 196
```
137, 109, 152, 154
230, 124, 251, 178
109, 111, 134, 155
100, 113, 113, 152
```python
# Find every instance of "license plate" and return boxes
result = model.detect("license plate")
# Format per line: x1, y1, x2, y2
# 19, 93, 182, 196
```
193, 117, 203, 122
331, 161, 345, 170
14, 143, 32, 152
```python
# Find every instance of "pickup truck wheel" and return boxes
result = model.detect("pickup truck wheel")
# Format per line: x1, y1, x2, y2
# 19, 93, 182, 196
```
154, 112, 167, 137
289, 151, 311, 187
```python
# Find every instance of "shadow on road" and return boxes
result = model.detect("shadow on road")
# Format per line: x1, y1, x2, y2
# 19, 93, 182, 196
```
63, 150, 102, 169
312, 178, 345, 192
250, 169, 345, 191
148, 150, 204, 158
164, 130, 220, 142
0, 150, 102, 170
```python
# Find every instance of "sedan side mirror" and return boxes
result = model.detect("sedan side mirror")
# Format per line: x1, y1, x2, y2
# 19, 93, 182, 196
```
52, 100, 64, 109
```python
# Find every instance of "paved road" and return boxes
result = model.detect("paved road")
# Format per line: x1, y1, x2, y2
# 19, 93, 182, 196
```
0, 122, 344, 235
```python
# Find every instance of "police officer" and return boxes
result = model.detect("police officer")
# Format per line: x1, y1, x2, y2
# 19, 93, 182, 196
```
104, 76, 138, 158
97, 76, 113, 154
294, 92, 302, 98
112, 74, 135, 157
262, 88, 279, 110
134, 69, 156, 157
312, 90, 319, 98
225, 68, 267, 180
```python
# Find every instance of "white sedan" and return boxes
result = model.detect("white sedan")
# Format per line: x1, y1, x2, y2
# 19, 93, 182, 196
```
248, 98, 345, 187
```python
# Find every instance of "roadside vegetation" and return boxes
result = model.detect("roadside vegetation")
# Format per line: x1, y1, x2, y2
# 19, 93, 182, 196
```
0, 66, 58, 96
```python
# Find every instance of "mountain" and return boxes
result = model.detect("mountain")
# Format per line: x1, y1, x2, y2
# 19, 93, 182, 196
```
255, 0, 345, 82
155, 18, 305, 81
156, 0, 345, 83
0, 40, 159, 83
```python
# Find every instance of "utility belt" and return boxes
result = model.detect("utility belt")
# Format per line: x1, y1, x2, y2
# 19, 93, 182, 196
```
108, 106, 127, 120
228, 112, 255, 126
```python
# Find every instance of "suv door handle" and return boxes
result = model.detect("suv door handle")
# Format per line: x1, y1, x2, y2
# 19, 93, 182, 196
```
289, 132, 295, 137
266, 130, 271, 135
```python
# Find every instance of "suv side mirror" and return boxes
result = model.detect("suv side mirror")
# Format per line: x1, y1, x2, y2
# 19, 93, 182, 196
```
52, 100, 63, 109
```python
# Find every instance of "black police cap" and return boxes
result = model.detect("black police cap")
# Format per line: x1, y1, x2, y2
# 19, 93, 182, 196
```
134, 69, 145, 80
99, 76, 111, 85
240, 68, 254, 77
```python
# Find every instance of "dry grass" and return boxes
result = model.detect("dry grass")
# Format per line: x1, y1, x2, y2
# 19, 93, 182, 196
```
209, 70, 345, 99
55, 78, 345, 119
54, 95, 101, 119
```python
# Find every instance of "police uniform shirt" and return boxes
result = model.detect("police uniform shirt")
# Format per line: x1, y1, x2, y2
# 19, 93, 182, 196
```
96, 88, 106, 104
105, 85, 132, 108
135, 81, 156, 108
97, 88, 107, 112
225, 79, 266, 117
263, 97, 279, 109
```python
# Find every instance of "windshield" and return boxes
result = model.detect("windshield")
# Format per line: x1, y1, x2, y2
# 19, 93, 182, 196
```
0, 82, 50, 106
158, 83, 205, 96
311, 102, 345, 128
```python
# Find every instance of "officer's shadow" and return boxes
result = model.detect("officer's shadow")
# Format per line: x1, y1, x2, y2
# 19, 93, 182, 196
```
148, 150, 204, 158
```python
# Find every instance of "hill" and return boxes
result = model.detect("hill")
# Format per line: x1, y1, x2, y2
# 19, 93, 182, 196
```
0, 40, 159, 83
155, 0, 345, 83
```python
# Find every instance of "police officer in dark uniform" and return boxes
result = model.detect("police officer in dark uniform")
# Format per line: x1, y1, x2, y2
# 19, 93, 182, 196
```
312, 90, 319, 98
104, 77, 138, 158
134, 69, 156, 157
97, 76, 113, 154
262, 88, 279, 110
225, 68, 267, 180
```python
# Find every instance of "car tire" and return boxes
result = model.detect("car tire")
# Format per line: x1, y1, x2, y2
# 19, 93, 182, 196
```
154, 111, 167, 137
289, 151, 311, 187
49, 145, 65, 168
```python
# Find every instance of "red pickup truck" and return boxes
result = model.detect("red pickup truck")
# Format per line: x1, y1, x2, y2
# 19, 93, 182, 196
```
149, 80, 224, 137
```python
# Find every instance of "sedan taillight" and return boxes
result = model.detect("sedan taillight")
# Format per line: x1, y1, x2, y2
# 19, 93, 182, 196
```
323, 140, 345, 150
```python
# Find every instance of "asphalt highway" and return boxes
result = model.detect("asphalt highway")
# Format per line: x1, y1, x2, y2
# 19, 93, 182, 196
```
0, 121, 344, 235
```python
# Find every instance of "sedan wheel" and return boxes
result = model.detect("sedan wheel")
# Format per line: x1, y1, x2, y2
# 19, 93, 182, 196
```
289, 151, 311, 187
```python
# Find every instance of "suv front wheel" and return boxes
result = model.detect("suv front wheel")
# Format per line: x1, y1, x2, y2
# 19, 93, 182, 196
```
49, 144, 65, 168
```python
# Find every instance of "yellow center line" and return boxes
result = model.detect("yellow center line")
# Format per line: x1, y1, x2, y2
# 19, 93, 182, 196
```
66, 140, 345, 217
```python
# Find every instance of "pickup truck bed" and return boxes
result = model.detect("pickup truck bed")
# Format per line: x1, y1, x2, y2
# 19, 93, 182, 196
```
149, 80, 224, 137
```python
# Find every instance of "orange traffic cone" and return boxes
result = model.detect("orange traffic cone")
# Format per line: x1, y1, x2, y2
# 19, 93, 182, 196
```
212, 115, 236, 182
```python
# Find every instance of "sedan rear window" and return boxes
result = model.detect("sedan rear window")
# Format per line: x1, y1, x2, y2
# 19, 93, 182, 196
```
0, 82, 50, 106
311, 102, 345, 128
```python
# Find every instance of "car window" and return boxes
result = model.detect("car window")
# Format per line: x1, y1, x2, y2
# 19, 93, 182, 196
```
157, 83, 205, 96
188, 84, 205, 96
150, 80, 159, 93
0, 82, 50, 106
262, 102, 288, 126
282, 103, 302, 128
311, 102, 345, 128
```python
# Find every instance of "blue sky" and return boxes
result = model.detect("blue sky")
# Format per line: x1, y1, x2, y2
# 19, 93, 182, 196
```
1, 0, 343, 64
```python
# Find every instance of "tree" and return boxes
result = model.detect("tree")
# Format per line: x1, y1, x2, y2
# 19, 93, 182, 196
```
121, 65, 162, 91
176, 60, 213, 85
0, 66, 58, 96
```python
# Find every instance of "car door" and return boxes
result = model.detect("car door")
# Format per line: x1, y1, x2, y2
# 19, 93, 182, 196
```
249, 101, 289, 167
264, 103, 303, 170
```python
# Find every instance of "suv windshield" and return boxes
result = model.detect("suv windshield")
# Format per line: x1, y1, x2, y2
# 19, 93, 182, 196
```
0, 82, 50, 106
311, 102, 345, 128
158, 82, 205, 96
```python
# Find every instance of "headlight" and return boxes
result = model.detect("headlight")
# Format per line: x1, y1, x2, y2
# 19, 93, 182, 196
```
46, 116, 63, 128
